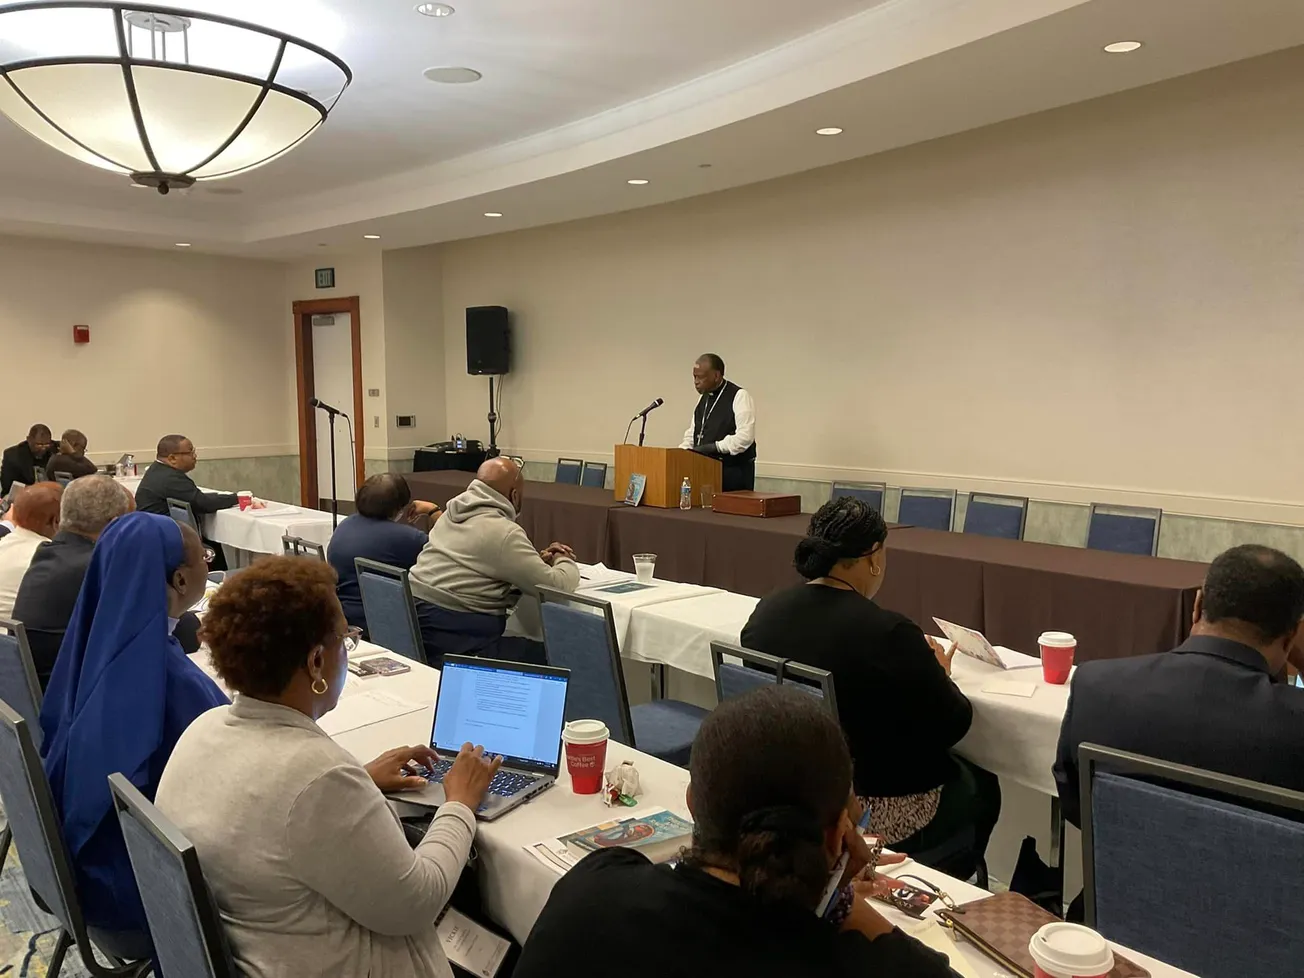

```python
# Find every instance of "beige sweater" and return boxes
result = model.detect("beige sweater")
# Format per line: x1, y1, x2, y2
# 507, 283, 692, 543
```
156, 695, 475, 978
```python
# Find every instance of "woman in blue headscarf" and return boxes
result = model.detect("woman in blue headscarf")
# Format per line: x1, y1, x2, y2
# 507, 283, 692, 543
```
39, 511, 228, 949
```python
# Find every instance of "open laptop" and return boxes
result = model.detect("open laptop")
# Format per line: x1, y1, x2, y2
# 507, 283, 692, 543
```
404, 655, 570, 821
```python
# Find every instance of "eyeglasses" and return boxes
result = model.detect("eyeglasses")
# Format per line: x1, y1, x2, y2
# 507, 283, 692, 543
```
203, 547, 216, 565
342, 626, 363, 654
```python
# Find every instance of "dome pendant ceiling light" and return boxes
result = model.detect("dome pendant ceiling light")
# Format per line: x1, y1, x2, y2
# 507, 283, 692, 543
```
0, 2, 351, 193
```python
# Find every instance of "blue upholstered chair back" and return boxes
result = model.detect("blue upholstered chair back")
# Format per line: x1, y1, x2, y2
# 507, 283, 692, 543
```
354, 559, 425, 664
962, 493, 1028, 540
537, 590, 633, 746
897, 488, 956, 531
830, 482, 886, 514
580, 462, 608, 489
0, 700, 78, 934
282, 534, 326, 560
52, 471, 73, 487
555, 458, 583, 485
110, 774, 238, 978
1082, 745, 1304, 978
167, 497, 198, 533
1086, 505, 1161, 556
782, 660, 838, 717
0, 620, 42, 748
710, 642, 783, 703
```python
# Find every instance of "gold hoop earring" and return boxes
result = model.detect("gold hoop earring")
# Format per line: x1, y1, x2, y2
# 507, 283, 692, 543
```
869, 565, 881, 577
311, 677, 328, 695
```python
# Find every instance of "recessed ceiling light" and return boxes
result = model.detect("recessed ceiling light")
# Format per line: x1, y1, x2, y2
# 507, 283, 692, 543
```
415, 2, 455, 16
698, 163, 713, 169
627, 178, 649, 186
1103, 40, 1143, 53
174, 242, 191, 247
423, 66, 482, 84
363, 234, 381, 240
815, 127, 844, 136
484, 212, 503, 218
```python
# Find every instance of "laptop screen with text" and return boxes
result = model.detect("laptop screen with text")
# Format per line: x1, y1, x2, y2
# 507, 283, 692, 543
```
432, 661, 569, 769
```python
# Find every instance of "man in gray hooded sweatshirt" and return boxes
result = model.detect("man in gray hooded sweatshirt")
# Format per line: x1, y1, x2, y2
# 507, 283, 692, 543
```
409, 457, 579, 664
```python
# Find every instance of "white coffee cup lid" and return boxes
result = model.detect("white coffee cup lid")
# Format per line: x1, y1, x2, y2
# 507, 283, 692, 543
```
1038, 631, 1077, 648
1029, 923, 1114, 977
562, 719, 609, 745
238, 489, 252, 495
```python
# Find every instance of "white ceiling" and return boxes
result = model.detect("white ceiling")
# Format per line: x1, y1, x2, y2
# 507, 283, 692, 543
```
0, 0, 1301, 257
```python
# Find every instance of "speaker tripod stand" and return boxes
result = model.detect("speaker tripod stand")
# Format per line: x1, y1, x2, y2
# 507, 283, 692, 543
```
485, 375, 500, 459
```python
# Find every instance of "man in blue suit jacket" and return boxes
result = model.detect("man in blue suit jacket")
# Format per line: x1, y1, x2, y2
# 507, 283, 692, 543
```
1054, 544, 1304, 828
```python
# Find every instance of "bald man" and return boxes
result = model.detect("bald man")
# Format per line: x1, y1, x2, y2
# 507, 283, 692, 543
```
0, 482, 63, 619
409, 457, 578, 664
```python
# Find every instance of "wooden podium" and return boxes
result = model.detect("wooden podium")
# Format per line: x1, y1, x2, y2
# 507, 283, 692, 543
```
614, 445, 722, 509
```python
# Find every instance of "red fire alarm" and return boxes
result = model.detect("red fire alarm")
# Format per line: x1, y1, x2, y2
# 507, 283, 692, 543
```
73, 324, 90, 344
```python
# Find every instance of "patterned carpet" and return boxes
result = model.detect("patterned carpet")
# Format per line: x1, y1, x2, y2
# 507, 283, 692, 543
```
0, 841, 93, 978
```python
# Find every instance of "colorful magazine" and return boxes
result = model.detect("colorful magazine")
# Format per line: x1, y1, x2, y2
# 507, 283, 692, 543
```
556, 809, 693, 865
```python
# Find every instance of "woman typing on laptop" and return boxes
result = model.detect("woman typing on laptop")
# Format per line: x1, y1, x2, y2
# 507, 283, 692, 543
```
156, 557, 501, 978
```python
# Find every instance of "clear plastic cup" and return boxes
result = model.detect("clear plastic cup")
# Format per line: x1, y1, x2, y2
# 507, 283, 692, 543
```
633, 554, 656, 584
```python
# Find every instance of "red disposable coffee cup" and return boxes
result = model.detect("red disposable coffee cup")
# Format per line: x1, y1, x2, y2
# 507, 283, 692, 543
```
237, 490, 253, 511
562, 719, 609, 794
1038, 631, 1076, 685
1029, 922, 1113, 978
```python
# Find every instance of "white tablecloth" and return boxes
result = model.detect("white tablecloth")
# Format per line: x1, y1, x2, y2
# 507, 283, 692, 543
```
576, 569, 722, 646
617, 591, 1069, 798
328, 655, 1187, 975
949, 652, 1071, 796
622, 591, 759, 677
117, 475, 335, 561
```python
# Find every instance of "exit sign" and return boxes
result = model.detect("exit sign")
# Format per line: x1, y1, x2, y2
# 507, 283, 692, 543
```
314, 267, 335, 289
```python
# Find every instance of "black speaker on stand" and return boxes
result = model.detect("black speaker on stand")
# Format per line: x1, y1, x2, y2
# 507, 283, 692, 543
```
466, 306, 511, 458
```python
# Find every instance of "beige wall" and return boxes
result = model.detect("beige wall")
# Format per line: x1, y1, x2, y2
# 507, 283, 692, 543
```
439, 48, 1304, 526
382, 245, 447, 456
0, 234, 291, 462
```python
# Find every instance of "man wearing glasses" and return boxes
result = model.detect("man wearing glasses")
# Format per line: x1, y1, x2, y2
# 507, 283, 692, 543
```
136, 434, 241, 570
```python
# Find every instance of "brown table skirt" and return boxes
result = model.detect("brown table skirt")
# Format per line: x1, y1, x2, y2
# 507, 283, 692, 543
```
402, 473, 1205, 661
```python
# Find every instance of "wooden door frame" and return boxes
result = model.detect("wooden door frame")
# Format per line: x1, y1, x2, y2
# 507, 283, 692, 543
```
292, 296, 365, 509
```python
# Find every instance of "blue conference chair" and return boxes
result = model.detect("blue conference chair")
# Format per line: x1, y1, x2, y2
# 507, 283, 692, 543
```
355, 558, 426, 664
1085, 504, 1161, 556
0, 618, 43, 877
555, 458, 583, 485
282, 534, 326, 560
962, 493, 1029, 540
781, 660, 838, 717
167, 497, 199, 533
0, 701, 152, 977
580, 461, 608, 489
52, 471, 73, 487
1081, 744, 1304, 978
897, 488, 956, 531
710, 642, 784, 704
538, 588, 707, 767
109, 774, 239, 978
830, 482, 886, 514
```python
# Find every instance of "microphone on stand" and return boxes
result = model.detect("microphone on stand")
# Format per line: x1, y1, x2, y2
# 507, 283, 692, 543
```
638, 396, 667, 419
309, 396, 345, 417
624, 397, 665, 446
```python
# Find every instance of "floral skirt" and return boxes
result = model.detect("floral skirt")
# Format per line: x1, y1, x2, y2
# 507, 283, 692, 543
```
858, 788, 942, 845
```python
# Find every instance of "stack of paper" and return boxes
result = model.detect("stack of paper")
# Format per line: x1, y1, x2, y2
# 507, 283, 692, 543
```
318, 689, 426, 736
577, 562, 632, 589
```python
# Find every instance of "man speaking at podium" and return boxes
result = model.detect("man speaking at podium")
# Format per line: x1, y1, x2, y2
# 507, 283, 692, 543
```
679, 353, 756, 492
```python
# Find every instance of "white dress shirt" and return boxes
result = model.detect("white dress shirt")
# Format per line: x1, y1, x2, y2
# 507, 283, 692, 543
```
0, 526, 50, 619
679, 385, 757, 456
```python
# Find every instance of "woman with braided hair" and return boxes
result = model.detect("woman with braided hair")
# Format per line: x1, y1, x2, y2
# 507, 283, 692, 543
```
741, 496, 1000, 881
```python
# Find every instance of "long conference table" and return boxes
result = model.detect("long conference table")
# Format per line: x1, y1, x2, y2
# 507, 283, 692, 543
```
406, 470, 1207, 662
186, 637, 1192, 977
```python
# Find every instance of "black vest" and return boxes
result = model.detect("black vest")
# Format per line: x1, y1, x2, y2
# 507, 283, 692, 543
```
693, 379, 756, 466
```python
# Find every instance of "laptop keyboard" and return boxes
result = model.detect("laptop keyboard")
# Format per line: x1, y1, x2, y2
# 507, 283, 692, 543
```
422, 758, 541, 798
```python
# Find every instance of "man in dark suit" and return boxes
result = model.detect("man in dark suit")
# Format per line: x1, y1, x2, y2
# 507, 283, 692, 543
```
1, 424, 54, 494
135, 434, 240, 571
1054, 543, 1304, 828
12, 475, 133, 686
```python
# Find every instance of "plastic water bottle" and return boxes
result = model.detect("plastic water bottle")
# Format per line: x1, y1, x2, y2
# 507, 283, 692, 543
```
679, 477, 692, 510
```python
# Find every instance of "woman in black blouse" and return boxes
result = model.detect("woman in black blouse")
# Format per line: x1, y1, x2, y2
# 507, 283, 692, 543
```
514, 686, 958, 978
741, 497, 1000, 880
